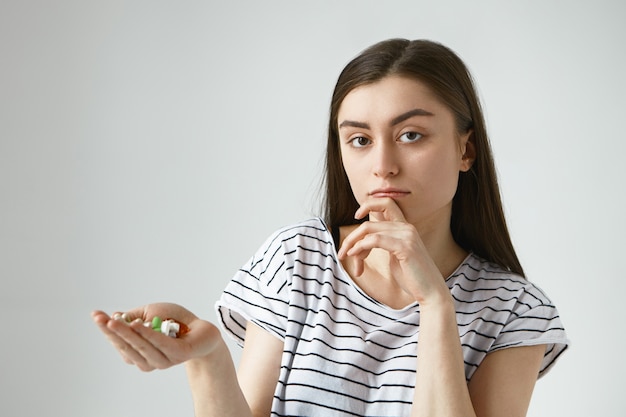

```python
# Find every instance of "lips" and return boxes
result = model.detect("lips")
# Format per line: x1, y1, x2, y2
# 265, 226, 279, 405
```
369, 188, 411, 198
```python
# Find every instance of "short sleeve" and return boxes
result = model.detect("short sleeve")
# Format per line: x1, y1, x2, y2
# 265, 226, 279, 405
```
215, 231, 291, 347
491, 283, 569, 378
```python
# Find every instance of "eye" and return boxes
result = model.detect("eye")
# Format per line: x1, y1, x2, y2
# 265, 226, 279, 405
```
349, 136, 371, 148
399, 131, 423, 143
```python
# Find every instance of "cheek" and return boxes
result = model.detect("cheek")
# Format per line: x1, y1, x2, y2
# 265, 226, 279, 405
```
436, 157, 463, 200
341, 155, 368, 201
413, 150, 460, 196
343, 163, 362, 194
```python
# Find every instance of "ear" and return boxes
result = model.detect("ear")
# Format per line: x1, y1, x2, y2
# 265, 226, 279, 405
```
459, 130, 476, 172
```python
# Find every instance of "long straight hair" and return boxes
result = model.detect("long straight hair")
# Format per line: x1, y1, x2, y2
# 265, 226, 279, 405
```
321, 39, 524, 277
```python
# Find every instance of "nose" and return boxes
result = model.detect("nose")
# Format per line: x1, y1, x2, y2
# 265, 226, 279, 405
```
372, 141, 399, 178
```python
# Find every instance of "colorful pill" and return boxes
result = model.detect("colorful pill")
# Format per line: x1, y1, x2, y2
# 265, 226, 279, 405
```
161, 320, 179, 337
164, 318, 190, 337
151, 316, 162, 330
114, 312, 189, 338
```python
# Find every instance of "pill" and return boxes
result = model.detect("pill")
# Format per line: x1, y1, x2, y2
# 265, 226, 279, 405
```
176, 321, 190, 337
161, 320, 180, 337
151, 316, 162, 330
166, 319, 190, 337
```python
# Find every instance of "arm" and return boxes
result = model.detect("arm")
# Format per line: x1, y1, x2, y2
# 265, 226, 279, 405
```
338, 199, 545, 416
186, 322, 283, 417
413, 296, 545, 417
184, 326, 252, 417
92, 304, 282, 417
237, 322, 284, 416
468, 345, 545, 417
412, 297, 475, 416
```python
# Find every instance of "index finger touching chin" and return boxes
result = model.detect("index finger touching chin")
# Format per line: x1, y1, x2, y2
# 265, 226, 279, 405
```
355, 198, 407, 222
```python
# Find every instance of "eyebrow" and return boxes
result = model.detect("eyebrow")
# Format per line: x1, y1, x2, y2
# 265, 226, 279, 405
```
390, 108, 434, 125
339, 108, 434, 129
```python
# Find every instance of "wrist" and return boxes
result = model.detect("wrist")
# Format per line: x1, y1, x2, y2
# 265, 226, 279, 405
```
185, 336, 250, 416
418, 288, 455, 312
185, 335, 230, 376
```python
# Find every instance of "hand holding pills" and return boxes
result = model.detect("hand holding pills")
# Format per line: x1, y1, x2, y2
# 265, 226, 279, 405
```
92, 302, 222, 372
111, 312, 191, 338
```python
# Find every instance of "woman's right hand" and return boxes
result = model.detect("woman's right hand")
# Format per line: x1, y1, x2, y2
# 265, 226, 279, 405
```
91, 302, 222, 372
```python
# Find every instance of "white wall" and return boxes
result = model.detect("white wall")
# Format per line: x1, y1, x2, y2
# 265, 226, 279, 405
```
1, 1, 624, 416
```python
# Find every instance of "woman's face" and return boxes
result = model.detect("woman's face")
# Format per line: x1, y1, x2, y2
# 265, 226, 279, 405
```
337, 75, 474, 230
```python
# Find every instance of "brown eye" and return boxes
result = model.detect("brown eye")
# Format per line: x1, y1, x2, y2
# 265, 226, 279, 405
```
350, 137, 371, 148
399, 131, 423, 143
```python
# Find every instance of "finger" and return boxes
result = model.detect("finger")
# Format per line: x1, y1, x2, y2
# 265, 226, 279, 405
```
125, 320, 178, 370
98, 308, 148, 325
355, 197, 407, 222
104, 318, 158, 370
337, 222, 373, 259
115, 307, 148, 323
346, 232, 410, 263
338, 221, 405, 259
92, 310, 129, 343
345, 232, 383, 258
92, 312, 145, 366
352, 250, 368, 276
91, 310, 111, 324
109, 318, 180, 371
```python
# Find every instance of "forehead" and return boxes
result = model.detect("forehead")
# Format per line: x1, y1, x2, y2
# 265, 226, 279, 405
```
338, 75, 448, 121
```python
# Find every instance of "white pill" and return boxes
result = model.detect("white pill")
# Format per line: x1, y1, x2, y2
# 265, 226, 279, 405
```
161, 320, 180, 337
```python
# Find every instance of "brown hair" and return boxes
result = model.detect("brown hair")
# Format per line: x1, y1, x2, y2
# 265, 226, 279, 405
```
321, 39, 524, 277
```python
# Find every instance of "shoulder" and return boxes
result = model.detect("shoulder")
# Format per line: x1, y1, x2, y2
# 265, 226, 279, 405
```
250, 218, 334, 266
449, 254, 555, 309
265, 217, 332, 245
271, 217, 331, 239
449, 253, 526, 291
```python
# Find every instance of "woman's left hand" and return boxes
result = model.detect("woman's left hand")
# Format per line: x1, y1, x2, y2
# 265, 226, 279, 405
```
337, 197, 449, 305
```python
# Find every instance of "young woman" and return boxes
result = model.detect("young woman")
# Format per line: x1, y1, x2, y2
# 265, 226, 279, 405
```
93, 39, 568, 417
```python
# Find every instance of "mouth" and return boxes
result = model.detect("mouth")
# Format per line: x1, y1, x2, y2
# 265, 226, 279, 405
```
369, 188, 411, 198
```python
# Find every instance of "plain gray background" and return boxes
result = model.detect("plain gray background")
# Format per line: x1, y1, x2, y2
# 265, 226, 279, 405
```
1, 1, 625, 416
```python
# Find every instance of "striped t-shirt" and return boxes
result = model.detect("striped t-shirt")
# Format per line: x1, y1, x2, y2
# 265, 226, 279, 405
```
216, 218, 568, 416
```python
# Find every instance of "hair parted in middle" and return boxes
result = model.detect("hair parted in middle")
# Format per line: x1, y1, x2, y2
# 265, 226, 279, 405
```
321, 38, 524, 276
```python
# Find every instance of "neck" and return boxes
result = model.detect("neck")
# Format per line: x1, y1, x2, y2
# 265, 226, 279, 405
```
419, 226, 468, 279
409, 208, 468, 279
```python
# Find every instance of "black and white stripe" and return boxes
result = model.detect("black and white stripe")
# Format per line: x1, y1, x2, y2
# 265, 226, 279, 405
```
216, 218, 569, 416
